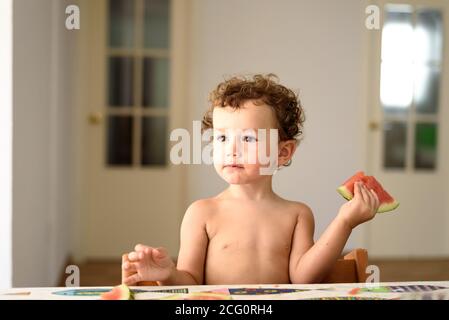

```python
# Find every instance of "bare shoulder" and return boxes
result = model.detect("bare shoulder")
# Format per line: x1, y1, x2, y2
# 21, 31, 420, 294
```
279, 198, 315, 225
183, 198, 217, 222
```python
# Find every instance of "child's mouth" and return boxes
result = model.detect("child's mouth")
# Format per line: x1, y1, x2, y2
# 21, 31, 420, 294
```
223, 164, 244, 169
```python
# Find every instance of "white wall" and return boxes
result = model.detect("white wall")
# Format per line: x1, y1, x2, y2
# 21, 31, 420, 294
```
13, 0, 73, 287
49, 0, 76, 287
0, 0, 13, 289
187, 0, 368, 248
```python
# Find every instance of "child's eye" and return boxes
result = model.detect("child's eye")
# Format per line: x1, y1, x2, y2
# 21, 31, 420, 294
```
242, 136, 257, 143
216, 134, 226, 142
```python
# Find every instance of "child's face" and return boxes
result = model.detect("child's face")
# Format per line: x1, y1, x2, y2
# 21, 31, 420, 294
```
212, 100, 278, 184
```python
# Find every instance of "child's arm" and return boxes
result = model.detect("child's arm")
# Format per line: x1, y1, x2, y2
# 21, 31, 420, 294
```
165, 200, 210, 285
289, 182, 379, 284
123, 200, 209, 286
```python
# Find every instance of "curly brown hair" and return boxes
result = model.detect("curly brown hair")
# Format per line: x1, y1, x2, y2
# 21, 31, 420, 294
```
202, 73, 305, 143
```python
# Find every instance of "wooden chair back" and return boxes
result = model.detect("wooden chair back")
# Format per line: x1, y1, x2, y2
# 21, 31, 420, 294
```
321, 248, 369, 283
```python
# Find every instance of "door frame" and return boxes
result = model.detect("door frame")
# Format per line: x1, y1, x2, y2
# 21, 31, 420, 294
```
362, 0, 449, 257
71, 0, 191, 262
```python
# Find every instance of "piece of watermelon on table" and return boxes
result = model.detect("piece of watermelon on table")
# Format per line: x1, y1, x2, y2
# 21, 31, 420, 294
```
100, 284, 134, 300
337, 171, 399, 213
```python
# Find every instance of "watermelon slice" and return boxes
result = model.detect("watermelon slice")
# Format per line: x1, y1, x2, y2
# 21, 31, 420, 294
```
100, 284, 134, 300
337, 171, 399, 213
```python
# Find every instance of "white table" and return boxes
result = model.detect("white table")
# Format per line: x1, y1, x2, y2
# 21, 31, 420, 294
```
2, 281, 449, 300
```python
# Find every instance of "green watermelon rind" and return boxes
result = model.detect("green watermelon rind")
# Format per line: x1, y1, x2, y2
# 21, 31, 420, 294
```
118, 284, 134, 300
377, 201, 400, 213
336, 186, 400, 214
337, 186, 353, 201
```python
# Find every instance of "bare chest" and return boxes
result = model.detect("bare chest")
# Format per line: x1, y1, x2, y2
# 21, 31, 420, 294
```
206, 210, 297, 255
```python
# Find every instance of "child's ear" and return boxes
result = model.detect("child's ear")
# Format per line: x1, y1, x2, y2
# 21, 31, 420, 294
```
278, 140, 297, 166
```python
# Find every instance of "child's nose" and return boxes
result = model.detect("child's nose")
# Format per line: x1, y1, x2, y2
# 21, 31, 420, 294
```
225, 137, 240, 157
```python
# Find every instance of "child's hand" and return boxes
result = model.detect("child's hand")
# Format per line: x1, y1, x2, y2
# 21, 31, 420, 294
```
122, 244, 176, 285
337, 181, 380, 229
121, 253, 136, 285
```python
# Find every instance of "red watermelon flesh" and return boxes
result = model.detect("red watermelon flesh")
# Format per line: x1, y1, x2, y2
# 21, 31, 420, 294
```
100, 284, 134, 300
337, 171, 399, 213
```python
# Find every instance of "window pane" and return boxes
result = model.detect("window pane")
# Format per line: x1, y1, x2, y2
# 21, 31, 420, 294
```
384, 122, 407, 169
109, 0, 135, 48
108, 57, 134, 107
415, 9, 443, 63
415, 123, 437, 169
380, 62, 413, 114
141, 116, 167, 165
381, 5, 414, 115
382, 6, 413, 63
107, 116, 133, 165
144, 0, 170, 49
142, 58, 169, 108
414, 65, 440, 114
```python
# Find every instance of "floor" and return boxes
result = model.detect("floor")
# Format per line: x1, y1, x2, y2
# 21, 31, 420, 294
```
70, 259, 449, 286
370, 259, 449, 282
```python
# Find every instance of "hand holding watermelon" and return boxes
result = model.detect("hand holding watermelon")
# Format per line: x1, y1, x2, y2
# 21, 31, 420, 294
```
336, 171, 399, 229
337, 181, 380, 229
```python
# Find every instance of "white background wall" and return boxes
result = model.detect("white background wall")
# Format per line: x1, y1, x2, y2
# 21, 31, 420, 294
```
0, 0, 13, 289
187, 0, 369, 247
12, 0, 74, 287
6, 0, 449, 287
